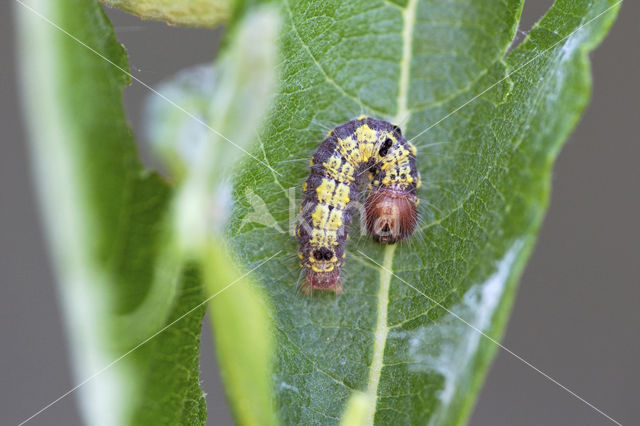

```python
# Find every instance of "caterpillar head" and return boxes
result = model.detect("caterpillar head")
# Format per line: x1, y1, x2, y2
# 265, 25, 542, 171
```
364, 188, 418, 244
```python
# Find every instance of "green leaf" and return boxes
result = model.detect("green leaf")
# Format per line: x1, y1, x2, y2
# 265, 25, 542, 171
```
144, 7, 281, 425
229, 0, 620, 425
204, 241, 278, 426
100, 0, 232, 28
17, 0, 206, 424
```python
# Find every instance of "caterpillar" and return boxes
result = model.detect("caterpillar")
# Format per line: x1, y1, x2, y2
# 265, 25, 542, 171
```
296, 116, 421, 295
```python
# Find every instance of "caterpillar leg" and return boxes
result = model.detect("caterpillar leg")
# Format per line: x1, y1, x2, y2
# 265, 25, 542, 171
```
302, 269, 342, 295
300, 280, 343, 295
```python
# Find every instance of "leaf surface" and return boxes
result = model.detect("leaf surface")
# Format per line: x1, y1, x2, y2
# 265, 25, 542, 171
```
229, 0, 620, 424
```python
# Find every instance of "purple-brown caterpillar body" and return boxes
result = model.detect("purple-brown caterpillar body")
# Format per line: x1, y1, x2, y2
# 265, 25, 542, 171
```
296, 116, 421, 294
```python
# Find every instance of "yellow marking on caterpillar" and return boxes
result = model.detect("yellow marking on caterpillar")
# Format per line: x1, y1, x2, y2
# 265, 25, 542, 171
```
356, 124, 377, 143
333, 182, 351, 208
381, 146, 410, 170
310, 229, 323, 246
337, 161, 356, 183
311, 204, 344, 232
355, 125, 377, 162
312, 263, 335, 273
311, 204, 330, 229
310, 228, 338, 247
316, 178, 351, 209
323, 156, 355, 182
409, 141, 417, 156
327, 209, 344, 231
316, 179, 336, 204
338, 136, 360, 164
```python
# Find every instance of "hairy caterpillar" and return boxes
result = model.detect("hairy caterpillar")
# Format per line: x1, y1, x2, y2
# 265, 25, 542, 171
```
296, 116, 421, 294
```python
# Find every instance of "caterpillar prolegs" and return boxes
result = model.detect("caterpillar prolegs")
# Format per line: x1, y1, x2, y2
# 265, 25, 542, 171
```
296, 116, 421, 295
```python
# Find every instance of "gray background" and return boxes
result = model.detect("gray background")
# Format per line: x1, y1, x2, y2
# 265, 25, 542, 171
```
1, 1, 638, 425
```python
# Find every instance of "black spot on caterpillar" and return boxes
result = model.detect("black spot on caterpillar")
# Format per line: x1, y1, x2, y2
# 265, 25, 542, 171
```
296, 116, 421, 294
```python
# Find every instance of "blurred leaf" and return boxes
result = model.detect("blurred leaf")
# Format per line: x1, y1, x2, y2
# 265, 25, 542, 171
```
17, 0, 206, 424
204, 241, 277, 426
144, 7, 280, 424
100, 0, 231, 28
145, 6, 280, 248
229, 0, 620, 424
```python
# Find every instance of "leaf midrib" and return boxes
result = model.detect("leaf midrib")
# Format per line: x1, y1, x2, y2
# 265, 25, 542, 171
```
362, 0, 417, 423
364, 243, 396, 423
